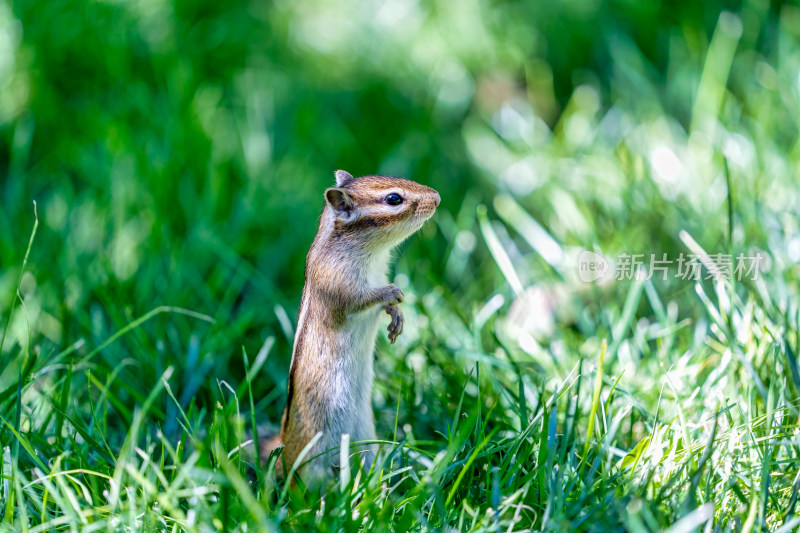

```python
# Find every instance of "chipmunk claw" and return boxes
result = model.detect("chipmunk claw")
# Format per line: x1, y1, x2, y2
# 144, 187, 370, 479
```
385, 304, 404, 344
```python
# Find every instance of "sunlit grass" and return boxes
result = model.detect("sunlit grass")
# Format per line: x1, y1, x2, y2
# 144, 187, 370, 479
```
2, 1, 800, 531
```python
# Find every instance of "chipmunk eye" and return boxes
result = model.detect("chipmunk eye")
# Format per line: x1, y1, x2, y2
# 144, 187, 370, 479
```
384, 193, 404, 206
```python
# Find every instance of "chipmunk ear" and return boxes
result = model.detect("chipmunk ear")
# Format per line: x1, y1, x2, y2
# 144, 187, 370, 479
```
325, 188, 357, 221
334, 170, 354, 187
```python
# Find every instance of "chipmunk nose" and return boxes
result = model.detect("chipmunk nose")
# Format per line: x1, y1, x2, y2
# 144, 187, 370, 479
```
432, 190, 441, 207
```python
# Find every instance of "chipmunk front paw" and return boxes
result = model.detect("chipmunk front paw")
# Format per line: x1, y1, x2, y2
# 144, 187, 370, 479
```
382, 284, 404, 306
385, 304, 404, 344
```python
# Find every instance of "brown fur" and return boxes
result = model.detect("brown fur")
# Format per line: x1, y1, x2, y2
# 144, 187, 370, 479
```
262, 171, 439, 480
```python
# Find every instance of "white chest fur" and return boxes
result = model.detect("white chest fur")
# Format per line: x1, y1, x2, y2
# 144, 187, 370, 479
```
319, 250, 390, 460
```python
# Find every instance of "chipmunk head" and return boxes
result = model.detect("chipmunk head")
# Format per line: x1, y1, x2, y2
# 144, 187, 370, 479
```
324, 170, 440, 249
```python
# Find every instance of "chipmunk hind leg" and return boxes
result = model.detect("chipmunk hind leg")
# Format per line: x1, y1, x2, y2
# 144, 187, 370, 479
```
349, 413, 378, 475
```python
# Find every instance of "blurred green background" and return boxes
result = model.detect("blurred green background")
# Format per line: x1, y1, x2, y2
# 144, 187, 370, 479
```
1, 0, 799, 445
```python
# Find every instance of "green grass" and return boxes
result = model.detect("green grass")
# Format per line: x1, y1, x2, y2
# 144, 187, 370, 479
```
2, 0, 800, 531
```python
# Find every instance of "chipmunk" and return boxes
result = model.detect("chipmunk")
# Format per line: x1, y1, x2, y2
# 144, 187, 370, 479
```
262, 170, 440, 482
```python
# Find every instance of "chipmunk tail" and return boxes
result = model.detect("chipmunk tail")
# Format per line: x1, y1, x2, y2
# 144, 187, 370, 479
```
258, 433, 283, 460
243, 424, 284, 477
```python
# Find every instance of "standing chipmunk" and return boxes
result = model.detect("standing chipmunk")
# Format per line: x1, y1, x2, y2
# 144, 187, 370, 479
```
265, 170, 440, 482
